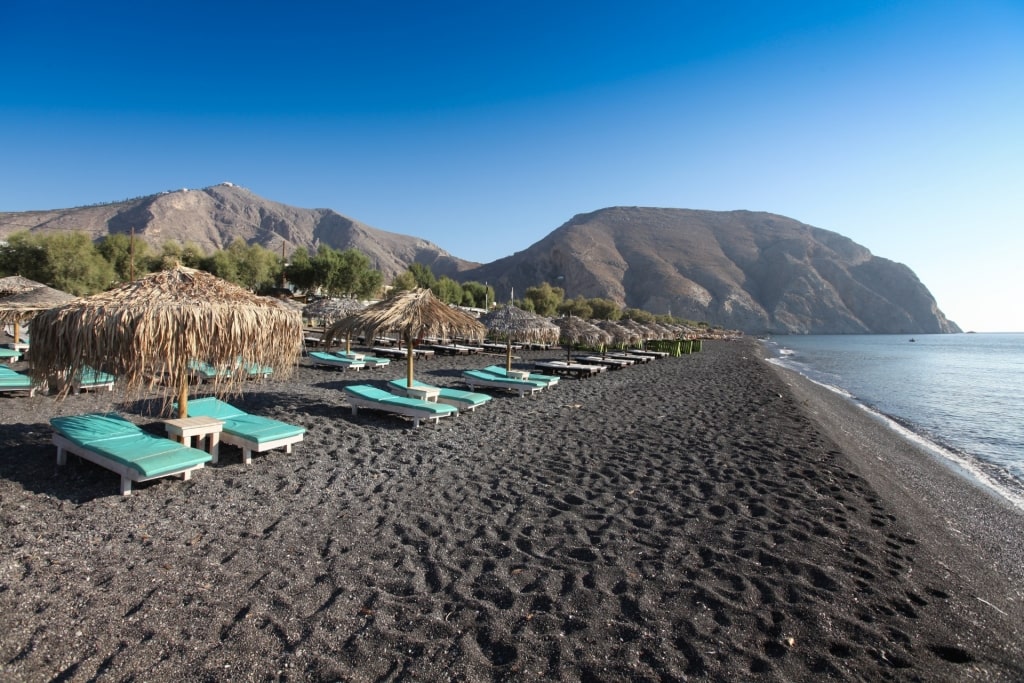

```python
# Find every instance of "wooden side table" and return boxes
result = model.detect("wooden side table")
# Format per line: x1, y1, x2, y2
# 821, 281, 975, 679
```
506, 369, 531, 380
164, 416, 224, 463
401, 385, 440, 403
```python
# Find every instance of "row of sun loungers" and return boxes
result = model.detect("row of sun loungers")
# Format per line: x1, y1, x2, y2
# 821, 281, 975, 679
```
307, 350, 392, 370
188, 359, 273, 383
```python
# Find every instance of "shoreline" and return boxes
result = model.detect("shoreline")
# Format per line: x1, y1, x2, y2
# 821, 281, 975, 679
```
1, 339, 1022, 681
765, 353, 1024, 600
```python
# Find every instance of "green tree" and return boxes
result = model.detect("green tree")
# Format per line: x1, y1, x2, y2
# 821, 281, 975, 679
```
201, 250, 239, 284
308, 246, 382, 298
513, 298, 536, 313
284, 249, 315, 292
40, 232, 116, 295
557, 295, 593, 319
0, 232, 48, 281
623, 307, 656, 324
407, 263, 436, 290
459, 281, 494, 309
390, 270, 417, 295
97, 233, 152, 282
587, 298, 622, 320
431, 275, 464, 304
522, 282, 564, 316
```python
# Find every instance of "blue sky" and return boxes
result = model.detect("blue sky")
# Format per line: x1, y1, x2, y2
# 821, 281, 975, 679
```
1, 1, 1021, 331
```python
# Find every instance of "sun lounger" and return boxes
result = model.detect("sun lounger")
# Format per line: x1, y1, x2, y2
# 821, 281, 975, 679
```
482, 365, 560, 387
0, 365, 36, 395
627, 349, 670, 359
334, 351, 391, 369
308, 351, 365, 371
387, 378, 492, 412
533, 361, 606, 379
71, 366, 115, 394
0, 348, 22, 364
343, 384, 458, 427
188, 360, 232, 383
462, 369, 544, 397
371, 346, 436, 359
236, 359, 273, 379
575, 355, 634, 369
50, 413, 211, 495
606, 352, 652, 363
184, 397, 306, 465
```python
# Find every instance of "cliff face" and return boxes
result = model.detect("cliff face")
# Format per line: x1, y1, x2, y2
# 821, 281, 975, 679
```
0, 191, 959, 334
0, 184, 475, 282
460, 207, 959, 335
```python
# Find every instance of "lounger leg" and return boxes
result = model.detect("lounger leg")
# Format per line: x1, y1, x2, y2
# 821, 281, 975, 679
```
412, 417, 420, 428
243, 449, 252, 465
120, 477, 132, 496
56, 446, 67, 466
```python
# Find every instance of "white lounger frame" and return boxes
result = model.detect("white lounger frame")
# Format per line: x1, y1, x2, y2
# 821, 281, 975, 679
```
345, 394, 455, 428
53, 434, 205, 496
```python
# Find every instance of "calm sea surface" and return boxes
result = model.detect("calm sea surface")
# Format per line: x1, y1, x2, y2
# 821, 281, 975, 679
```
761, 333, 1024, 509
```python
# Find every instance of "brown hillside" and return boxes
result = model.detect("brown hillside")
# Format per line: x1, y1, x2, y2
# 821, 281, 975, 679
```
461, 207, 959, 335
0, 184, 476, 281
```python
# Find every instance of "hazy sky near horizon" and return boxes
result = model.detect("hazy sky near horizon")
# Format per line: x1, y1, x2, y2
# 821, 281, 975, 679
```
2, 1, 1022, 331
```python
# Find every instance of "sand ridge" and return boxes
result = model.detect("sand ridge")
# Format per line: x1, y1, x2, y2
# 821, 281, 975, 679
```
1, 340, 1021, 681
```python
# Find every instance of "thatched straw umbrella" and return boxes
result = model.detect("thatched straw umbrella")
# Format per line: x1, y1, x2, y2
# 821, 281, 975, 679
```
552, 316, 611, 361
593, 319, 636, 352
619, 319, 655, 346
325, 288, 486, 387
304, 297, 365, 352
0, 285, 78, 347
30, 265, 304, 417
480, 304, 560, 371
0, 276, 47, 296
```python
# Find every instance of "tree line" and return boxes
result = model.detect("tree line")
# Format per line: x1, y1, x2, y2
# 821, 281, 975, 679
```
0, 230, 704, 326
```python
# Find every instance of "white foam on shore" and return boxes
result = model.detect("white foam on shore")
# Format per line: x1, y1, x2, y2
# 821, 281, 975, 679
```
768, 355, 1024, 512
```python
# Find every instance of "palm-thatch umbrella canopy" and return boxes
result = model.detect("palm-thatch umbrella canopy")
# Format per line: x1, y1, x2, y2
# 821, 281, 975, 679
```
303, 296, 365, 324
593, 319, 637, 351
0, 285, 78, 346
304, 297, 366, 352
0, 276, 47, 297
0, 285, 78, 323
552, 316, 611, 361
29, 265, 304, 417
480, 303, 560, 371
324, 288, 486, 387
619, 319, 655, 345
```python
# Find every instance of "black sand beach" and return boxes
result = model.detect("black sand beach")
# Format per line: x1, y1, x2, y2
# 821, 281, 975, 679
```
1, 339, 1022, 681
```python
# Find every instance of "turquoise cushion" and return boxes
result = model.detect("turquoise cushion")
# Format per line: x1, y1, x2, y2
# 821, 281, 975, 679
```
222, 414, 306, 444
184, 397, 305, 445
387, 379, 491, 408
51, 413, 210, 477
183, 397, 248, 419
51, 413, 141, 443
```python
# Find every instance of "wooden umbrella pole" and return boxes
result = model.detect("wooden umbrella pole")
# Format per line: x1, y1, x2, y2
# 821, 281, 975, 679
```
406, 331, 415, 387
506, 339, 512, 371
178, 369, 189, 418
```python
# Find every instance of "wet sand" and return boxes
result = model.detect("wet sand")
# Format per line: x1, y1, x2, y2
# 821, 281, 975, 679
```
1, 339, 1022, 681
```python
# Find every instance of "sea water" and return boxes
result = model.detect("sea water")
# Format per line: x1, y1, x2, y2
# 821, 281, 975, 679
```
761, 334, 1024, 510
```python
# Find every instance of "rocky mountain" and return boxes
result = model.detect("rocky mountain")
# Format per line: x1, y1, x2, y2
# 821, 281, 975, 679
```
461, 207, 960, 335
0, 183, 475, 281
0, 187, 959, 334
